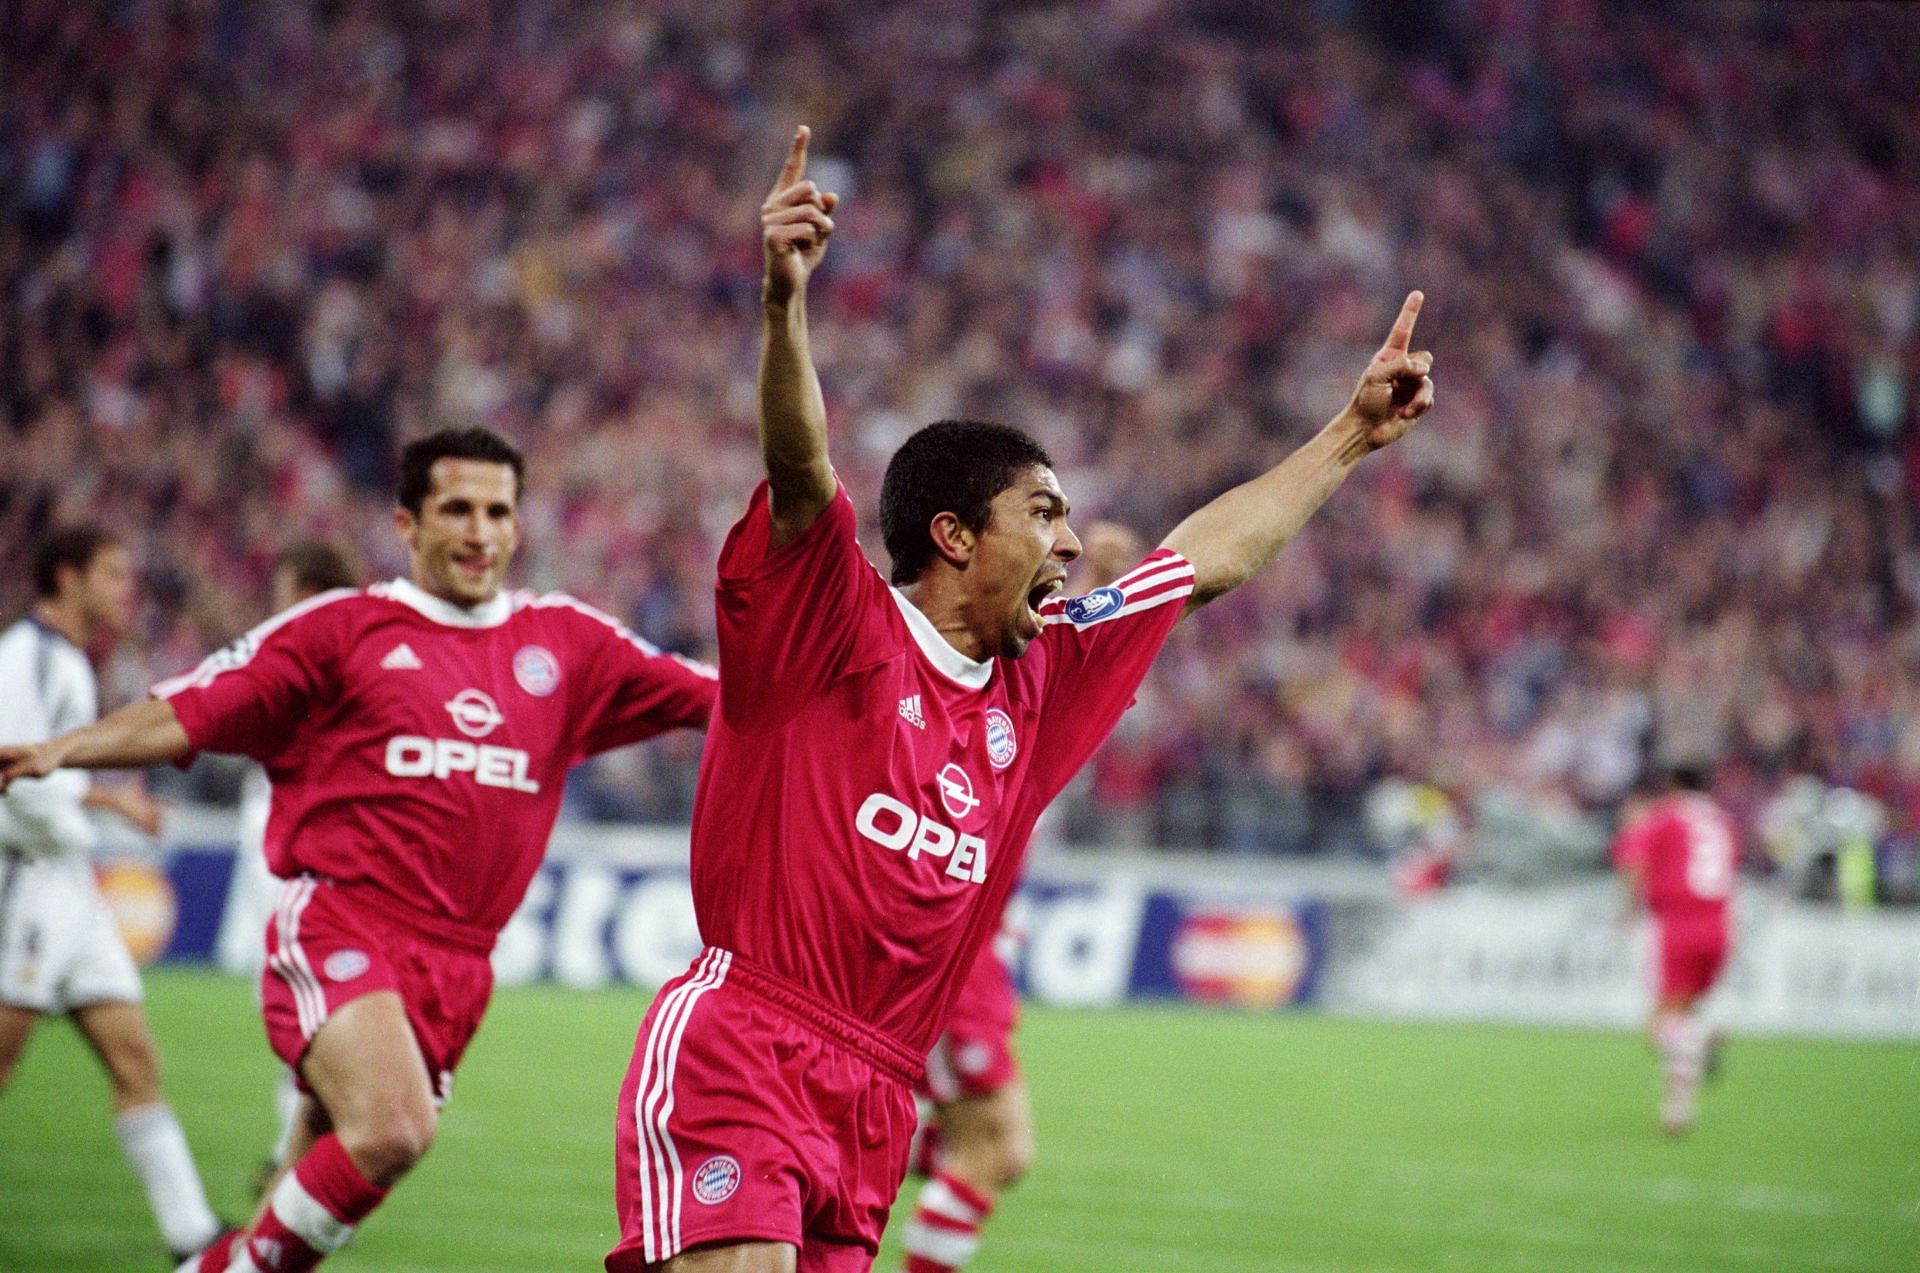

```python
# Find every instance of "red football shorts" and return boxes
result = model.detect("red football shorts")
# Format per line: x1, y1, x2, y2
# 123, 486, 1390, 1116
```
920, 951, 1020, 1104
608, 948, 921, 1273
261, 875, 494, 1105
1654, 913, 1730, 1001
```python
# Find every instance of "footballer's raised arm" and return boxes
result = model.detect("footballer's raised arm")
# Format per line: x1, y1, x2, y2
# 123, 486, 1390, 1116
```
1163, 291, 1435, 611
0, 698, 191, 792
759, 125, 841, 549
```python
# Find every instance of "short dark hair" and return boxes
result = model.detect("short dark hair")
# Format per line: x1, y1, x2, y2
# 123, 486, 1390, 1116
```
275, 541, 359, 595
397, 427, 526, 515
879, 420, 1055, 586
1668, 763, 1712, 793
33, 526, 120, 598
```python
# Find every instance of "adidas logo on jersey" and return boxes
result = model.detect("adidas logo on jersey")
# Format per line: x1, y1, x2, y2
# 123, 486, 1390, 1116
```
899, 694, 925, 729
381, 643, 423, 671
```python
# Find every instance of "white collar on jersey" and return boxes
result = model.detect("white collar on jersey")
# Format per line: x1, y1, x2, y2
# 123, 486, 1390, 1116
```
889, 588, 994, 690
385, 577, 514, 629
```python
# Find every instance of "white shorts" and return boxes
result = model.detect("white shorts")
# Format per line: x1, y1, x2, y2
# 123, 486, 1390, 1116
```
0, 851, 144, 1014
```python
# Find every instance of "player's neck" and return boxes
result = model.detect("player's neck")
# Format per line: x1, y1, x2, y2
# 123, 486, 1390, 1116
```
30, 598, 90, 649
409, 575, 501, 612
897, 577, 993, 664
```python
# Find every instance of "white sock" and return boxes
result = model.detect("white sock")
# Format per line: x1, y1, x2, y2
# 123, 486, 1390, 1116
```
271, 1070, 303, 1163
1655, 1015, 1706, 1129
116, 1102, 221, 1254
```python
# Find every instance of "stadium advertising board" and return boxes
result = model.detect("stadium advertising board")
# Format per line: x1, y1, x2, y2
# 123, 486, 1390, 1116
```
124, 823, 1920, 1036
139, 839, 1325, 1011
1323, 887, 1920, 1040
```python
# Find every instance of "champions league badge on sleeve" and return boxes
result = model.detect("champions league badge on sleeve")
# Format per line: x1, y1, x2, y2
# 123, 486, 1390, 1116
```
985, 708, 1017, 770
692, 1155, 742, 1204
1062, 586, 1124, 626
513, 645, 560, 697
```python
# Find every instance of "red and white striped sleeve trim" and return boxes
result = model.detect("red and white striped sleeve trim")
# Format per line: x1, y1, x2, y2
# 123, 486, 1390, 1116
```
523, 592, 719, 681
150, 588, 361, 698
1037, 550, 1195, 630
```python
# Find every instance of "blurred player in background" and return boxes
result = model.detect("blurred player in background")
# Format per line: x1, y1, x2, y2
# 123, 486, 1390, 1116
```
1612, 765, 1739, 1135
607, 126, 1433, 1273
220, 542, 363, 980
897, 520, 1141, 1273
0, 527, 223, 1263
1, 428, 717, 1273
209, 543, 361, 1191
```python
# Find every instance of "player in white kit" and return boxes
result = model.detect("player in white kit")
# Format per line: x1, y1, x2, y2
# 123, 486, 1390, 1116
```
0, 526, 224, 1263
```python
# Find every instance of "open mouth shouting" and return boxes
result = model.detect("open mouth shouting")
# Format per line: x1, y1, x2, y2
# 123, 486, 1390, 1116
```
1025, 573, 1066, 627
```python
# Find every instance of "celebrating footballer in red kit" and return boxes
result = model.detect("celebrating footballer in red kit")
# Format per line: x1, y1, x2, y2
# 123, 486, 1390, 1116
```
898, 519, 1144, 1273
1, 427, 716, 1273
607, 126, 1436, 1273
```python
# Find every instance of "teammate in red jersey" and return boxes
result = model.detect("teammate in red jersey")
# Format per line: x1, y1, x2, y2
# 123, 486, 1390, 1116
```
898, 936, 1024, 1273
1612, 765, 1739, 1135
1, 427, 716, 1273
606, 127, 1435, 1273
897, 520, 1142, 1273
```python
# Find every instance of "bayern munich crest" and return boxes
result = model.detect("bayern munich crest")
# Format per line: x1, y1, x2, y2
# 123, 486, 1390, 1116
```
691, 1155, 742, 1205
513, 645, 560, 697
984, 708, 1017, 770
323, 949, 370, 982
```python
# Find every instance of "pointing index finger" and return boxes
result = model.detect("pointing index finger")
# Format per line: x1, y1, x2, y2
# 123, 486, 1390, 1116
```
772, 125, 811, 195
1381, 290, 1424, 355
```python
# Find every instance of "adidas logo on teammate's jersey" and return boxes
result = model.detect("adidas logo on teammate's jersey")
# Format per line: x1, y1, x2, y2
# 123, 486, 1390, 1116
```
381, 643, 423, 671
898, 694, 925, 730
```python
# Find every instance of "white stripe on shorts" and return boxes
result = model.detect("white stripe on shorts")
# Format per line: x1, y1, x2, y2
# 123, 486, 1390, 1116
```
633, 947, 731, 1261
923, 1031, 961, 1105
267, 877, 326, 1039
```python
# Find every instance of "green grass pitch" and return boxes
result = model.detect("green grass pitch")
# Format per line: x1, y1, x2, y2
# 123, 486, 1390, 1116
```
2, 968, 1914, 1271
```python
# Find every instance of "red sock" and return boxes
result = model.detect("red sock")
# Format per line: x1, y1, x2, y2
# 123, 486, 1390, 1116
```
902, 1171, 993, 1273
909, 1118, 944, 1178
183, 1229, 243, 1272
227, 1134, 388, 1272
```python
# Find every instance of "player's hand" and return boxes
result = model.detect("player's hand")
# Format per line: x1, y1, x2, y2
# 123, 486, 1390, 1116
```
1076, 521, 1145, 592
762, 126, 839, 306
90, 783, 166, 837
0, 742, 62, 794
1343, 291, 1435, 451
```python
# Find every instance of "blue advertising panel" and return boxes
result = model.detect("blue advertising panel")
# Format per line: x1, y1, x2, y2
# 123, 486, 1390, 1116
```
152, 847, 1324, 1010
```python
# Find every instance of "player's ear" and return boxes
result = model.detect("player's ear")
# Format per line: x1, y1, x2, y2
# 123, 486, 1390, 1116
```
393, 506, 417, 546
928, 512, 975, 568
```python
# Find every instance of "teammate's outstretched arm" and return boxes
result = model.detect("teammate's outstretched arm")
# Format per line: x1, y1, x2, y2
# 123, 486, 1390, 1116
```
1163, 290, 1435, 610
0, 698, 191, 792
760, 125, 841, 549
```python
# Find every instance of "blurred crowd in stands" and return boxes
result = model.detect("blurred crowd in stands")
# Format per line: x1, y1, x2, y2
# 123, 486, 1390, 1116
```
4, 0, 1918, 889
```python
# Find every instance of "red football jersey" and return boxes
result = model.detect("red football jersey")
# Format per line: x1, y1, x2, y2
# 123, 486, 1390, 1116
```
1612, 793, 1738, 920
692, 482, 1193, 1054
156, 578, 715, 943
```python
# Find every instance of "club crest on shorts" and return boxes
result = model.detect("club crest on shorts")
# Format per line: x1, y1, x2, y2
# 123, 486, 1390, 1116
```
984, 708, 1017, 770
323, 949, 370, 982
513, 645, 560, 697
692, 1155, 742, 1205
1062, 586, 1124, 625
957, 1041, 994, 1076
